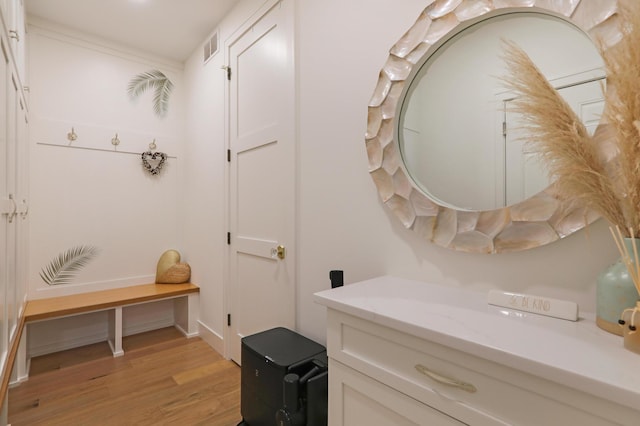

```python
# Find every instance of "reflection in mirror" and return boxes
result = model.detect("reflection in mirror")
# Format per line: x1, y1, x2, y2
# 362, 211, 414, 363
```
366, 0, 623, 253
400, 12, 604, 211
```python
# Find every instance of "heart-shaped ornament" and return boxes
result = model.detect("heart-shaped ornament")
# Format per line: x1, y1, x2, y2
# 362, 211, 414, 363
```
155, 249, 191, 284
156, 249, 180, 282
142, 151, 167, 175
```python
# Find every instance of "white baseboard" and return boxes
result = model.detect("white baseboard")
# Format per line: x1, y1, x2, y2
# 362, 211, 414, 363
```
175, 322, 199, 338
197, 320, 224, 356
9, 359, 29, 387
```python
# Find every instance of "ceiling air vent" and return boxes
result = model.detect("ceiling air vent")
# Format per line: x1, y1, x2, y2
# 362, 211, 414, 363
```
203, 31, 219, 64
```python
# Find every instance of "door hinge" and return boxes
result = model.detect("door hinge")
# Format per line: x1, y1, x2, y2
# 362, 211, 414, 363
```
227, 149, 231, 162
502, 121, 507, 137
221, 65, 231, 80
227, 314, 231, 326
227, 232, 231, 245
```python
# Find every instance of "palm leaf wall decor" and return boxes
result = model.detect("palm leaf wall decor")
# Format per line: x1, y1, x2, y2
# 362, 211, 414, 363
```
40, 245, 100, 286
127, 70, 174, 118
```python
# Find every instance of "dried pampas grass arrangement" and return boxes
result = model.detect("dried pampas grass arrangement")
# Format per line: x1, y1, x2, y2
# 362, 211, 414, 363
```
501, 1, 640, 238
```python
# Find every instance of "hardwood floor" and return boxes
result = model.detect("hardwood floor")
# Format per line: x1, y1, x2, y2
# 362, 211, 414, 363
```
8, 327, 241, 425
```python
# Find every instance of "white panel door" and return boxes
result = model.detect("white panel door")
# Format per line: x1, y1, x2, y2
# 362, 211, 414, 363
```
504, 78, 604, 206
15, 89, 27, 321
227, 0, 295, 364
0, 38, 9, 368
5, 71, 18, 337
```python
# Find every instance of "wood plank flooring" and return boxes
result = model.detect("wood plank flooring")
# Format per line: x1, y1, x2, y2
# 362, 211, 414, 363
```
8, 327, 241, 425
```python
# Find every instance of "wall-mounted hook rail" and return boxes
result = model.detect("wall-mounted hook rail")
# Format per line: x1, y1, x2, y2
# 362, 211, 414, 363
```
36, 142, 177, 159
36, 120, 178, 158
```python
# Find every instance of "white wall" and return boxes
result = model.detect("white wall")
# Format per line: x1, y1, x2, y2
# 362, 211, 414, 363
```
26, 0, 622, 356
28, 19, 185, 298
181, 0, 620, 348
26, 19, 186, 353
293, 0, 618, 344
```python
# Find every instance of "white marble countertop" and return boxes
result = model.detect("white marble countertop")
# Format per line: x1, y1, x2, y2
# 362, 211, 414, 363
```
314, 275, 640, 411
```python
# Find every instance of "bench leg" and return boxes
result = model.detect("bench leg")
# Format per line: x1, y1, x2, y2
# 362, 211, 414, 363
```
16, 325, 29, 381
174, 293, 199, 338
108, 307, 124, 357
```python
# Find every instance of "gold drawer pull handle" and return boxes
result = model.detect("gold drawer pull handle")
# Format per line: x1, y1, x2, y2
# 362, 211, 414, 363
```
415, 364, 477, 393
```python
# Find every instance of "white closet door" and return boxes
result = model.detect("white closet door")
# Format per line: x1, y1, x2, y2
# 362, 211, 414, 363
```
226, 0, 296, 364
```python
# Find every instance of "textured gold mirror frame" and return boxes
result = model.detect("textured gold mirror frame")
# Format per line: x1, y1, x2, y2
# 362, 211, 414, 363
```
366, 0, 623, 253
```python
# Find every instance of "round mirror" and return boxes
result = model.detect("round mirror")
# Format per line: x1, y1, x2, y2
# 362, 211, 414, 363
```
400, 12, 604, 211
366, 1, 622, 253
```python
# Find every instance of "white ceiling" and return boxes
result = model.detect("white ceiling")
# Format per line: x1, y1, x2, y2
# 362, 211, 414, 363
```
25, 0, 240, 63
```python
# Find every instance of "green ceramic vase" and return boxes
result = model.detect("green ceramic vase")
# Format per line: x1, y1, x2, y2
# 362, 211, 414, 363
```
596, 239, 640, 335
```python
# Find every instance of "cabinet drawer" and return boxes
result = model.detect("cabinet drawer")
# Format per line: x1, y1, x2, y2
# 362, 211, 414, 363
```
328, 310, 628, 426
329, 358, 463, 426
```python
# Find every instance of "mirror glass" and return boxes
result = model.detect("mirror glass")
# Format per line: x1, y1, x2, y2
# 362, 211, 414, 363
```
366, 0, 622, 253
399, 12, 605, 211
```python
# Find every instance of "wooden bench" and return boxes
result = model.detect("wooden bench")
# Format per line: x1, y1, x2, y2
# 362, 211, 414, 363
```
22, 283, 200, 359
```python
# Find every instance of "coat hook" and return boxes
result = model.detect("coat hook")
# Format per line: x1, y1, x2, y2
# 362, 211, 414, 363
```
111, 133, 121, 149
67, 127, 77, 143
149, 139, 157, 151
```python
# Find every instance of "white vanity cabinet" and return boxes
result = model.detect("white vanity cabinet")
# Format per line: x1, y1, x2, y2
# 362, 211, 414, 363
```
314, 276, 640, 426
